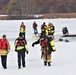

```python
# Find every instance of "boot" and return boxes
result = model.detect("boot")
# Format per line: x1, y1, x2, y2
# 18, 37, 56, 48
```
18, 66, 21, 69
23, 65, 25, 67
48, 62, 51, 66
3, 65, 7, 69
44, 61, 47, 66
3, 67, 7, 69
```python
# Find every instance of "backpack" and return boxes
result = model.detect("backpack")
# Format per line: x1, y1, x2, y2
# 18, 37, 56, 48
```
16, 39, 25, 47
0, 39, 7, 50
40, 38, 48, 47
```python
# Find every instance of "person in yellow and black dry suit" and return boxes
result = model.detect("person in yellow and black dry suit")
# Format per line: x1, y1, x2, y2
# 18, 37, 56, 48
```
20, 22, 26, 39
0, 34, 10, 69
32, 32, 56, 66
41, 22, 48, 37
14, 33, 28, 69
47, 22, 55, 39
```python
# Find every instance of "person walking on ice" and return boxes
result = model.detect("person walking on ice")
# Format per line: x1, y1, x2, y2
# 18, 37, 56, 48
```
32, 32, 56, 66
20, 22, 26, 39
14, 33, 28, 69
0, 34, 10, 69
33, 21, 38, 36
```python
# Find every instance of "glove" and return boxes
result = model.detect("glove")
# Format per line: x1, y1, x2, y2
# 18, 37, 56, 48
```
52, 50, 56, 52
32, 43, 34, 47
48, 50, 51, 54
26, 50, 29, 54
6, 50, 9, 54
7, 50, 9, 53
15, 47, 17, 52
15, 49, 17, 52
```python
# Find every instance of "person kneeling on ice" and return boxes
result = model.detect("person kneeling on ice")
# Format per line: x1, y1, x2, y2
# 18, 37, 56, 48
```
32, 32, 56, 66
62, 27, 69, 35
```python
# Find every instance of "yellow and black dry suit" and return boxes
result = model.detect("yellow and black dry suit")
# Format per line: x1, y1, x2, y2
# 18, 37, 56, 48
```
41, 25, 48, 37
47, 24, 55, 36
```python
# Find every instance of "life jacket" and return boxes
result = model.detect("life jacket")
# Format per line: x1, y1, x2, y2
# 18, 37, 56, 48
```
47, 26, 54, 35
40, 38, 48, 47
21, 25, 25, 29
16, 39, 25, 47
20, 25, 26, 33
0, 39, 7, 50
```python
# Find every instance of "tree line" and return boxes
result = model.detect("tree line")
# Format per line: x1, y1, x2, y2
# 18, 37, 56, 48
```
0, 0, 76, 19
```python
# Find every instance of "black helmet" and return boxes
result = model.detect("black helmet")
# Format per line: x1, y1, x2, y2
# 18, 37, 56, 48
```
3, 34, 6, 38
43, 22, 45, 25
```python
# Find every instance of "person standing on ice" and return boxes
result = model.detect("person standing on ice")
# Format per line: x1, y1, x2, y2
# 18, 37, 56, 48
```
20, 22, 26, 39
0, 34, 10, 69
32, 32, 56, 66
33, 21, 38, 36
47, 22, 55, 39
14, 33, 28, 69
41, 22, 48, 36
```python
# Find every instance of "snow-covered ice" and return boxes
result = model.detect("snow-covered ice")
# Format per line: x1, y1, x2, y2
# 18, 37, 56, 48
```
0, 18, 76, 75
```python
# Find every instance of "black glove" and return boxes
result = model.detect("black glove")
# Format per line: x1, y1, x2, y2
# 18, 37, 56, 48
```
32, 43, 34, 47
48, 50, 51, 54
52, 50, 56, 52
15, 49, 17, 52
7, 50, 9, 53
6, 50, 9, 54
26, 50, 29, 54
15, 47, 17, 52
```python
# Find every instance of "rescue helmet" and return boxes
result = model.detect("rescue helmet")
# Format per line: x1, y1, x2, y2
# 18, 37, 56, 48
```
21, 22, 24, 24
3, 34, 6, 38
43, 22, 45, 25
